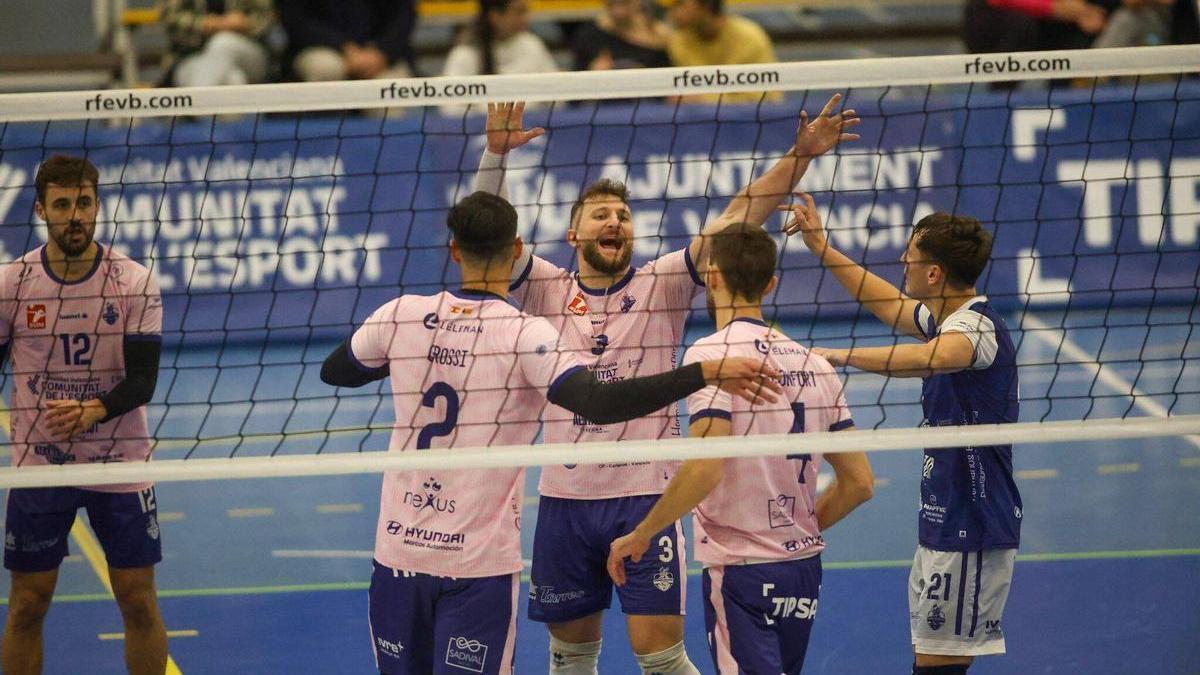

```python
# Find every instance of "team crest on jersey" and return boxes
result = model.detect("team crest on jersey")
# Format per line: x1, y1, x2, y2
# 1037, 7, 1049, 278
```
653, 566, 675, 591
926, 605, 946, 631
26, 304, 46, 329
567, 292, 588, 316
103, 302, 120, 325
620, 294, 636, 313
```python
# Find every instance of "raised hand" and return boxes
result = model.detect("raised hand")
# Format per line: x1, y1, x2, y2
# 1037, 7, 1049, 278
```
486, 102, 546, 154
793, 93, 861, 158
780, 191, 829, 253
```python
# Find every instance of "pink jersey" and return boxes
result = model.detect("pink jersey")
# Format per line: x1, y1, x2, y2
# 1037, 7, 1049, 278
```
0, 245, 162, 492
350, 289, 582, 578
512, 248, 703, 499
682, 318, 853, 566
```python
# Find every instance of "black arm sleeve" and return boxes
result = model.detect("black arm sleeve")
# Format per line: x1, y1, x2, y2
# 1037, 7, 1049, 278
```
99, 337, 161, 423
321, 339, 389, 388
547, 363, 707, 426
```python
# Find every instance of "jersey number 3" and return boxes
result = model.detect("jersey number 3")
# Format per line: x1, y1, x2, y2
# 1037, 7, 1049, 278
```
416, 381, 459, 449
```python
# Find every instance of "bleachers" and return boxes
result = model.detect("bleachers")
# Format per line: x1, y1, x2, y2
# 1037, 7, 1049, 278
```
0, 0, 964, 92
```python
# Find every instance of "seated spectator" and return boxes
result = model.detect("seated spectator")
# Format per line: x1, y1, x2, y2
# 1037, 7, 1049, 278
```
161, 0, 276, 87
442, 0, 559, 77
277, 0, 416, 82
963, 0, 1117, 54
665, 0, 781, 103
1092, 0, 1199, 48
572, 0, 671, 71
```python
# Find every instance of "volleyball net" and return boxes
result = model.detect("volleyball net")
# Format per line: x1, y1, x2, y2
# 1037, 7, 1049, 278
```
0, 45, 1197, 488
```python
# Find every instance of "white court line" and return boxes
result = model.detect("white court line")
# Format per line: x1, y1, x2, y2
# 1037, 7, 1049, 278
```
1015, 468, 1059, 480
272, 549, 373, 559
873, 477, 892, 488
1022, 314, 1200, 451
1097, 463, 1141, 475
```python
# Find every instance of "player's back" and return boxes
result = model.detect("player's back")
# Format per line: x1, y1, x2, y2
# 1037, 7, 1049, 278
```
683, 318, 852, 566
350, 289, 578, 576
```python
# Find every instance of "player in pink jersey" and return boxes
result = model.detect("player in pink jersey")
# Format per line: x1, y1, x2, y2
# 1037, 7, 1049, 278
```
608, 223, 875, 674
474, 99, 860, 674
320, 192, 781, 674
1, 156, 166, 675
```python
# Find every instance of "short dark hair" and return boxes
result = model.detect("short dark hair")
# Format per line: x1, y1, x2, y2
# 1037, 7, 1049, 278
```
35, 154, 99, 205
709, 222, 776, 300
695, 0, 723, 14
447, 191, 518, 260
569, 178, 630, 228
910, 212, 993, 287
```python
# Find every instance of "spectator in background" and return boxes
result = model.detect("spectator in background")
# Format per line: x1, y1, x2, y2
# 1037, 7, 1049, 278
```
277, 0, 417, 81
965, 0, 1197, 66
665, 0, 781, 103
963, 0, 1117, 54
572, 0, 671, 71
442, 0, 558, 77
1092, 0, 1199, 47
161, 0, 276, 87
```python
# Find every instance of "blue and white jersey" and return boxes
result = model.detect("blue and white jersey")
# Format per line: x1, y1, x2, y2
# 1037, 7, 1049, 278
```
914, 296, 1021, 551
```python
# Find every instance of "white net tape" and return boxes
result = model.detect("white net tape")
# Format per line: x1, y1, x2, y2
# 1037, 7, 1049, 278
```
0, 45, 1197, 122
2, 416, 1197, 489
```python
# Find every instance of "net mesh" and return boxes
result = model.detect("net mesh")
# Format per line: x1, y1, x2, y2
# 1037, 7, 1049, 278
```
0, 46, 1197, 487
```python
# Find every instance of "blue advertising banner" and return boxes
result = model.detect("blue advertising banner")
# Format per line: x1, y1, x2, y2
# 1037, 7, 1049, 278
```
1, 82, 1196, 343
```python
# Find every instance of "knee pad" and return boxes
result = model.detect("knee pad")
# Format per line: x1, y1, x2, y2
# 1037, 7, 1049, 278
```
549, 636, 601, 675
635, 640, 700, 675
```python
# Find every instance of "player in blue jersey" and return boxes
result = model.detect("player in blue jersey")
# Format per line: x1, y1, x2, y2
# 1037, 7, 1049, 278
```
788, 193, 1021, 674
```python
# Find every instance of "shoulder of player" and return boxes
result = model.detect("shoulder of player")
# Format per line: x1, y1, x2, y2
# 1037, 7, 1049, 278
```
939, 298, 998, 334
525, 254, 570, 283
684, 327, 734, 360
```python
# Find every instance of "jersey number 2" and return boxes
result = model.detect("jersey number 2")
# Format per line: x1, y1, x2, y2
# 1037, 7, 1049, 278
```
416, 381, 459, 449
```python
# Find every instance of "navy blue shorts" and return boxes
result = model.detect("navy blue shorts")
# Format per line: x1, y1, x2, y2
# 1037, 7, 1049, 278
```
4, 486, 162, 573
368, 561, 518, 674
528, 495, 685, 624
702, 556, 822, 675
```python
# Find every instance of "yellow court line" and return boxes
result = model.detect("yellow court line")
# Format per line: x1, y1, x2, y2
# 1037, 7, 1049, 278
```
316, 503, 363, 514
100, 629, 199, 641
1180, 457, 1200, 468
1015, 468, 1059, 480
70, 520, 184, 674
1097, 462, 1141, 475
226, 507, 275, 518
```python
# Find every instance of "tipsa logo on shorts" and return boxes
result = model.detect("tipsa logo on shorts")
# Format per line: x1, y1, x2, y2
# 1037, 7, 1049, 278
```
445, 636, 487, 672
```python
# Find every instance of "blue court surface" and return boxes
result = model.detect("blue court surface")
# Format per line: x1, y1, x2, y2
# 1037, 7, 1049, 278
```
2, 307, 1198, 673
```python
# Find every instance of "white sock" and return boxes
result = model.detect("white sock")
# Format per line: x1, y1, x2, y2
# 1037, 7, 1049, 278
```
549, 636, 602, 675
635, 640, 700, 675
